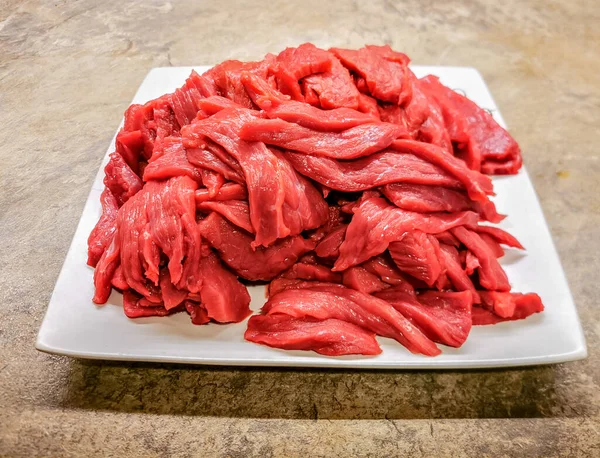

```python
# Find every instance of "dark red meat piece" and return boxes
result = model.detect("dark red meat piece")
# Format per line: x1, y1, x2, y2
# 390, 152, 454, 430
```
143, 137, 202, 183
301, 55, 361, 109
335, 197, 479, 271
245, 314, 382, 356
87, 188, 118, 267
103, 152, 143, 207
388, 231, 444, 287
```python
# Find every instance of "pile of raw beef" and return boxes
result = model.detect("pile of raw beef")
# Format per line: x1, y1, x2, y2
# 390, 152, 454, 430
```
88, 44, 543, 357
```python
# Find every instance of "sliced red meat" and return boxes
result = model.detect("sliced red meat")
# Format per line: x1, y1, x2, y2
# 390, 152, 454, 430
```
451, 226, 510, 292
92, 232, 120, 304
285, 149, 461, 192
281, 260, 342, 283
197, 200, 254, 233
475, 225, 525, 250
87, 188, 118, 267
196, 252, 252, 323
479, 233, 505, 258
274, 43, 333, 100
103, 152, 143, 207
342, 266, 389, 294
438, 244, 478, 296
194, 95, 242, 118
391, 139, 494, 205
435, 231, 461, 247
143, 137, 202, 183
200, 170, 226, 197
159, 269, 188, 310
195, 183, 247, 204
335, 197, 479, 271
301, 55, 361, 109
199, 212, 314, 281
110, 265, 128, 291
245, 314, 382, 356
361, 255, 415, 293
242, 72, 371, 130
183, 69, 218, 98
375, 290, 473, 348
419, 75, 522, 174
314, 224, 347, 259
274, 149, 329, 235
182, 108, 289, 247
123, 290, 174, 319
330, 45, 411, 105
239, 117, 406, 160
202, 57, 275, 108
388, 231, 443, 287
472, 293, 544, 325
464, 250, 480, 276
186, 146, 244, 184
262, 283, 440, 356
185, 301, 211, 325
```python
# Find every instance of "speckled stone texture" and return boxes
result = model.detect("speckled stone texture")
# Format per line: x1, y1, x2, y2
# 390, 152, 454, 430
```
1, 0, 599, 456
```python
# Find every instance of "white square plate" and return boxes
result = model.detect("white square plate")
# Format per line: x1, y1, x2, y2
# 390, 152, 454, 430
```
36, 66, 587, 368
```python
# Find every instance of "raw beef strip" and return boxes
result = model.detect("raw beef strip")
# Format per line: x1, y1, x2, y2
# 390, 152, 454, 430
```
274, 149, 329, 235
196, 252, 252, 323
451, 226, 510, 292
438, 244, 478, 296
159, 269, 188, 310
202, 56, 275, 108
199, 213, 314, 281
391, 139, 494, 205
143, 137, 202, 183
110, 265, 128, 291
92, 230, 120, 304
194, 95, 244, 119
435, 231, 461, 247
200, 170, 225, 197
388, 231, 443, 287
472, 293, 544, 325
185, 301, 211, 325
262, 283, 440, 356
242, 72, 372, 130
375, 290, 473, 348
342, 266, 389, 294
361, 255, 416, 293
419, 75, 522, 174
285, 150, 461, 192
103, 152, 143, 207
245, 314, 382, 356
280, 258, 342, 283
301, 55, 361, 109
239, 117, 406, 160
475, 225, 524, 249
87, 188, 118, 267
123, 290, 174, 319
382, 183, 471, 214
464, 250, 480, 276
314, 224, 347, 259
182, 108, 289, 247
197, 200, 254, 233
334, 197, 479, 271
186, 146, 244, 184
274, 43, 333, 100
479, 233, 505, 258
195, 183, 247, 204
330, 45, 412, 105
357, 93, 380, 118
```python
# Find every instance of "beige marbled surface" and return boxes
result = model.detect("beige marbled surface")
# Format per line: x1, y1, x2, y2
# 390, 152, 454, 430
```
1, 0, 599, 456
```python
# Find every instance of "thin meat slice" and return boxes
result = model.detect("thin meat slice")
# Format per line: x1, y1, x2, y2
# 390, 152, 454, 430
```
419, 75, 522, 174
480, 233, 505, 258
464, 251, 480, 276
451, 226, 510, 292
182, 108, 289, 247
361, 255, 416, 294
123, 290, 174, 319
475, 225, 524, 250
87, 188, 119, 267
195, 183, 247, 204
274, 149, 329, 235
342, 266, 389, 294
435, 231, 461, 247
245, 314, 382, 356
159, 269, 188, 310
281, 259, 342, 283
185, 301, 211, 325
263, 284, 440, 356
375, 290, 473, 348
92, 232, 120, 304
196, 252, 252, 323
242, 72, 372, 130
103, 152, 143, 207
186, 146, 244, 184
285, 150, 461, 192
197, 200, 254, 233
314, 224, 347, 259
391, 139, 494, 203
334, 197, 479, 271
301, 55, 361, 109
330, 45, 411, 105
239, 117, 406, 160
381, 183, 472, 213
144, 137, 202, 183
472, 293, 544, 325
388, 231, 443, 287
199, 212, 314, 281
274, 43, 333, 100
438, 244, 478, 296
200, 169, 226, 197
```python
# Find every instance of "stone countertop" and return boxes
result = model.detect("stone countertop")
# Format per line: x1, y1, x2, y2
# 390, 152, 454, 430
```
1, 0, 599, 456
